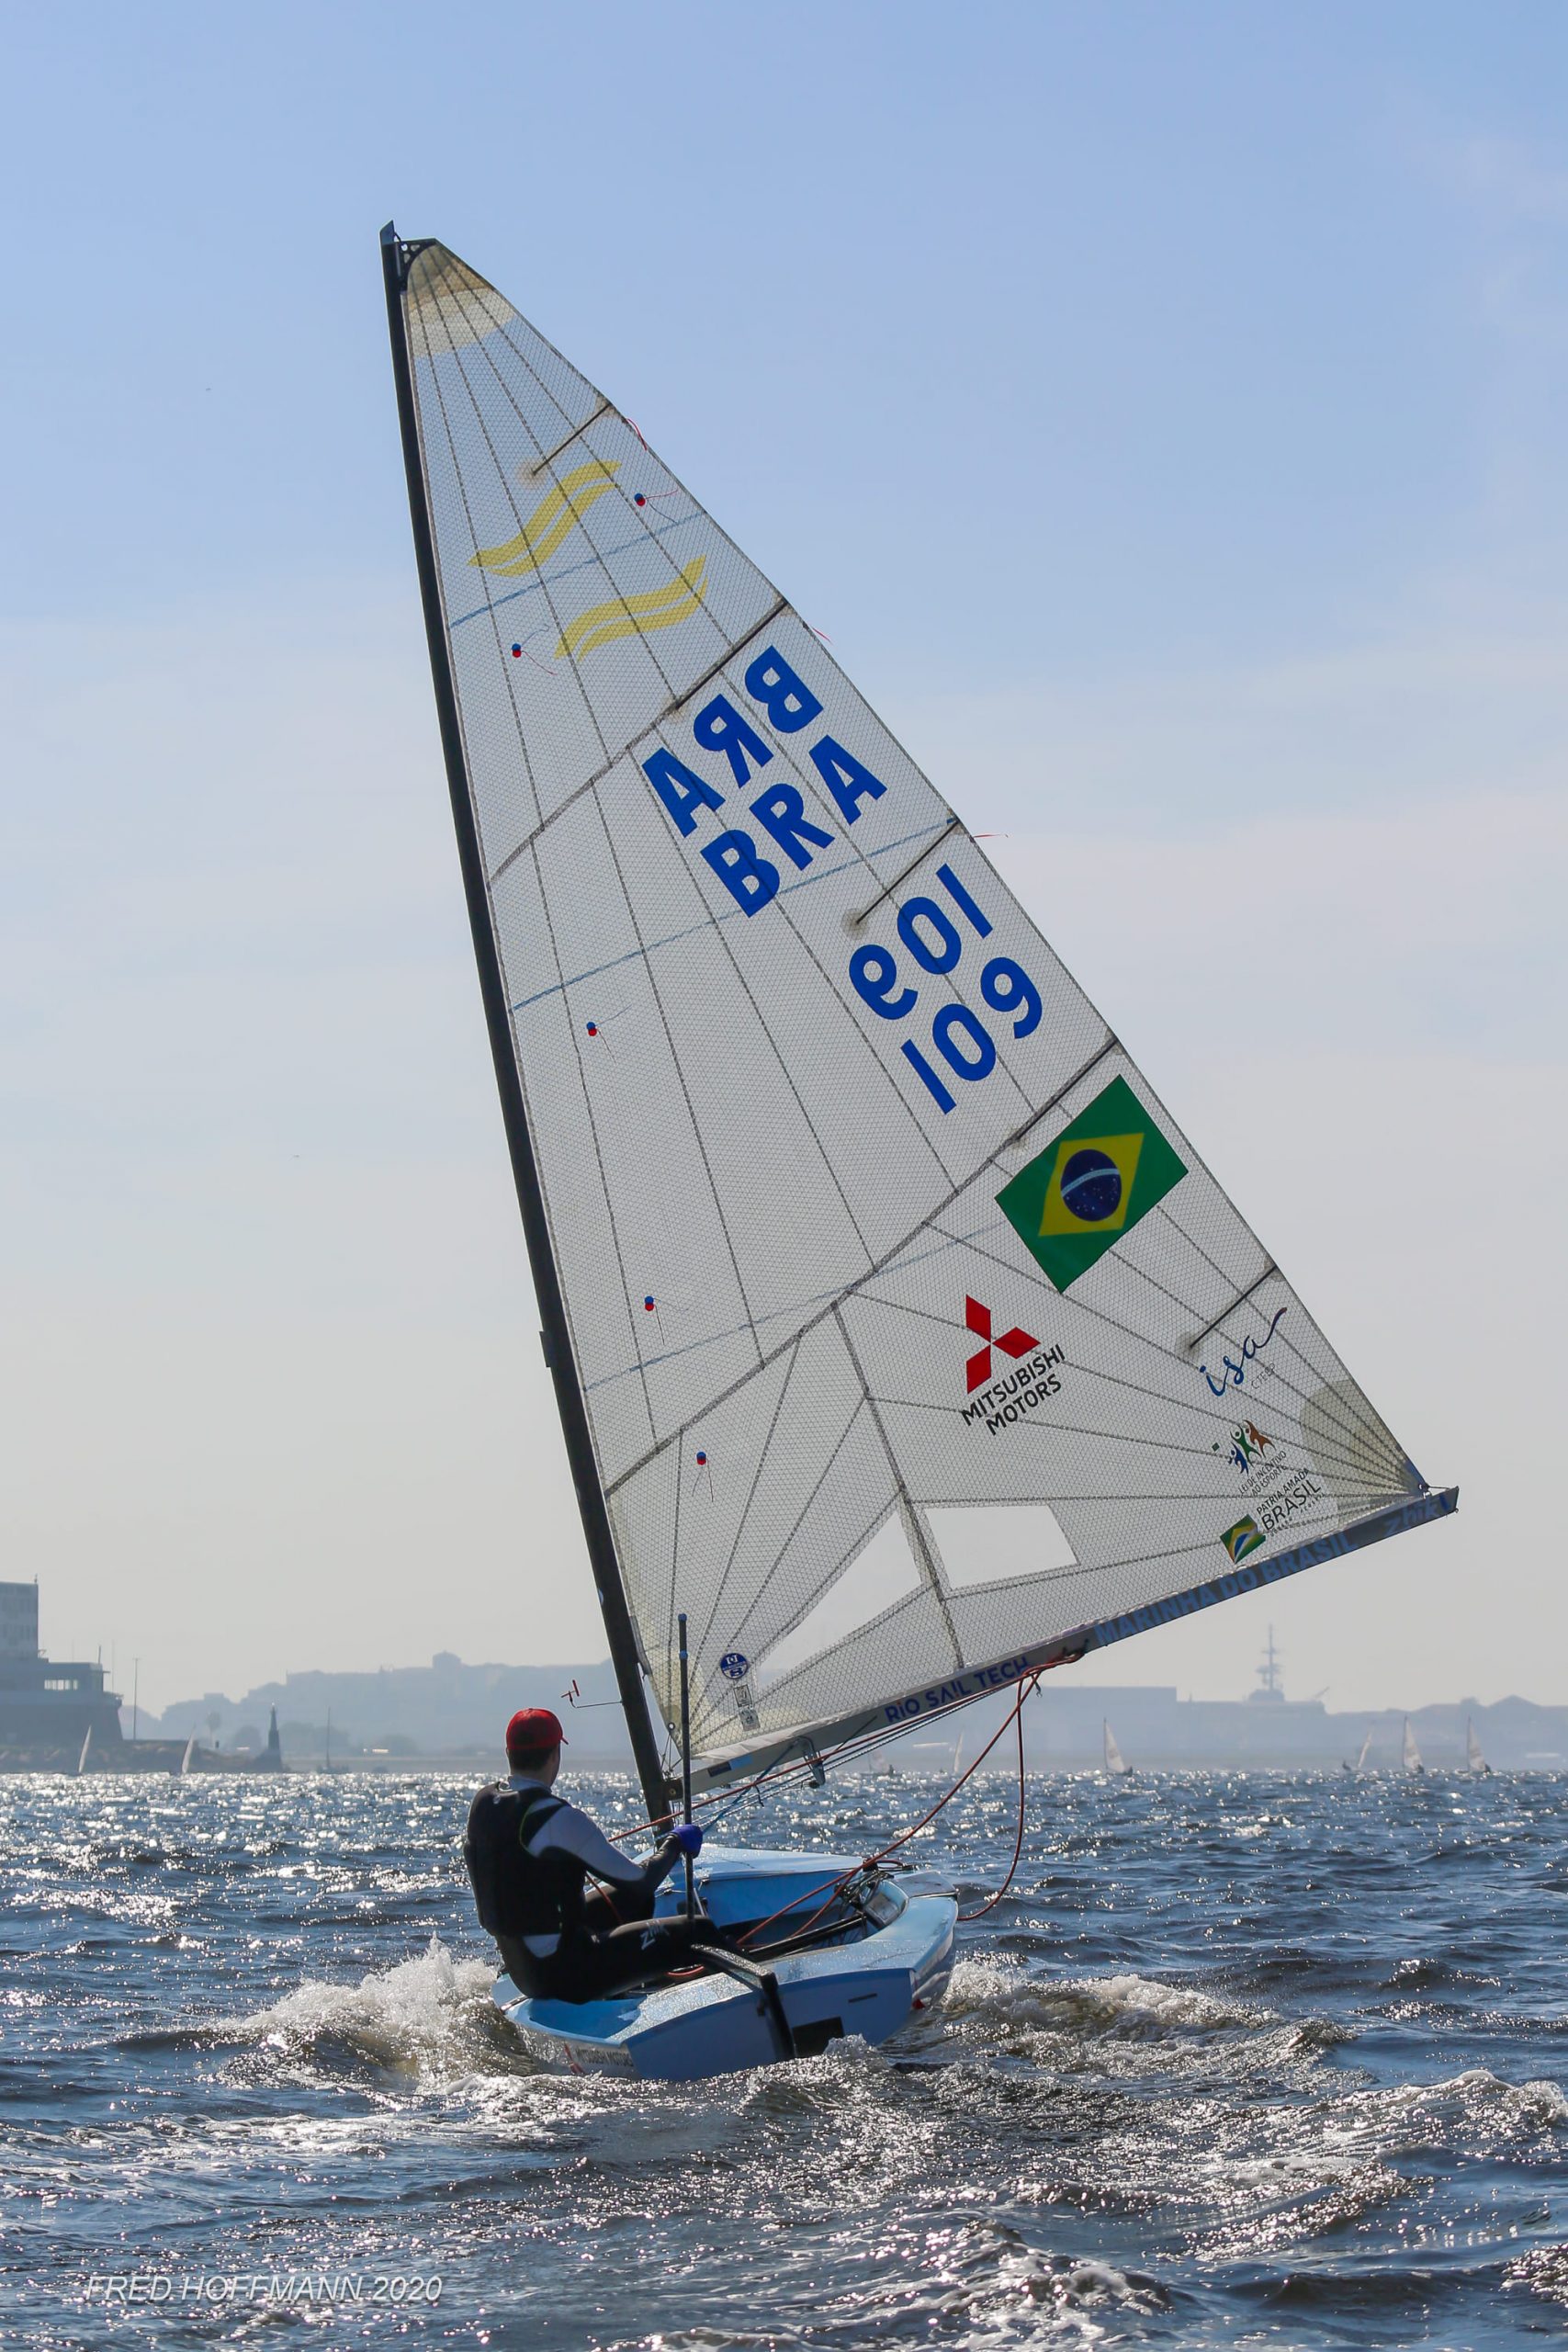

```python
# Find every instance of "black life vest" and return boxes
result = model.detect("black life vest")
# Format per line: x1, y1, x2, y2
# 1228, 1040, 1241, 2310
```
463, 1784, 587, 1944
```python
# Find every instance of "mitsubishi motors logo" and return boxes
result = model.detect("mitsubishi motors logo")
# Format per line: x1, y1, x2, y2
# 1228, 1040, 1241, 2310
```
964, 1295, 1039, 1394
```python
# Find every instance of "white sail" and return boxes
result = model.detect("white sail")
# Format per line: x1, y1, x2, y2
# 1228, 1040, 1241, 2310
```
76, 1727, 92, 1776
390, 235, 1456, 1789
1354, 1730, 1373, 1777
1466, 1716, 1490, 1776
1102, 1718, 1129, 1776
1403, 1716, 1424, 1775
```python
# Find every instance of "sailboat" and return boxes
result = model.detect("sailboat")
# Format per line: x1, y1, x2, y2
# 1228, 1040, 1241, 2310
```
1343, 1729, 1373, 1778
378, 225, 1458, 2081
1102, 1718, 1131, 1777
1403, 1716, 1426, 1776
1466, 1716, 1492, 1777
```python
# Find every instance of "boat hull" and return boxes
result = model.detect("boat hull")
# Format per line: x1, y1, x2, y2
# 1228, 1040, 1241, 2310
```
491, 1847, 955, 2081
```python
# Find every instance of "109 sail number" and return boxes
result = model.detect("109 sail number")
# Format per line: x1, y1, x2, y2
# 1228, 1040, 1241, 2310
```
851, 864, 1042, 1114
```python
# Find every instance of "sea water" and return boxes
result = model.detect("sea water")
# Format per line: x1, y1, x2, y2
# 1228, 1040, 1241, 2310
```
4, 1768, 1565, 2348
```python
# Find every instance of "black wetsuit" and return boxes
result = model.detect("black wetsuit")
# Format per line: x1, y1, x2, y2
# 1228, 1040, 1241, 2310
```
463, 1779, 709, 2003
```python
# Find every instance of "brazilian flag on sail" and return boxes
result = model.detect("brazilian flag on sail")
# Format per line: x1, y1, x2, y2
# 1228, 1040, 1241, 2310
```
996, 1076, 1187, 1293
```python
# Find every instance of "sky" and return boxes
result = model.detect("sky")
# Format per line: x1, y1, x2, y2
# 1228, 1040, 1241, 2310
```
2, 2, 1564, 1717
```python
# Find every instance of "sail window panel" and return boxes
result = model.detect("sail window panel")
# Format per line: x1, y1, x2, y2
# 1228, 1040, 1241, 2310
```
607, 1317, 873, 1743
923, 1504, 1077, 1596
758, 1589, 950, 1734
754, 1511, 924, 1690
710, 1404, 907, 1722
948, 1578, 1082, 1670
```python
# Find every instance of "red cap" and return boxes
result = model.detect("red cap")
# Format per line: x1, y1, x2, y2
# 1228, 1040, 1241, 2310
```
505, 1706, 566, 1761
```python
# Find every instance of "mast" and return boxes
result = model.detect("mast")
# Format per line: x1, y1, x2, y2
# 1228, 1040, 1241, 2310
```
378, 223, 669, 1824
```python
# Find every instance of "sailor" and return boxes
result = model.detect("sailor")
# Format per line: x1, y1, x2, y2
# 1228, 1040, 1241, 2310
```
463, 1706, 708, 2002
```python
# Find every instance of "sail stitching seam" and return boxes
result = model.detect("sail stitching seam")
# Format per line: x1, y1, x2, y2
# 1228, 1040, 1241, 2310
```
524, 832, 660, 1453
937, 1222, 1394, 1473
411, 266, 549, 842
689, 1340, 804, 1669
722, 1397, 874, 1666
602, 1036, 1118, 1493
831, 1306, 964, 1669
485, 597, 796, 880
424, 251, 615, 774
457, 270, 739, 709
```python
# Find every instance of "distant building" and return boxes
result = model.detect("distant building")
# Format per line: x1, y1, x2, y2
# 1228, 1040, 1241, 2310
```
0, 1581, 124, 1767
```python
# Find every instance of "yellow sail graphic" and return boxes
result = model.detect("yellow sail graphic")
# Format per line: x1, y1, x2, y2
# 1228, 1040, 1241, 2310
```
555, 558, 708, 662
470, 460, 620, 576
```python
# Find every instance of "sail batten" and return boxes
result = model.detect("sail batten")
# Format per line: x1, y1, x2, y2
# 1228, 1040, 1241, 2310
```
389, 230, 1455, 1781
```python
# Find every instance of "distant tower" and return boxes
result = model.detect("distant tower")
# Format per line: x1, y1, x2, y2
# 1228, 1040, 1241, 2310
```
1250, 1624, 1285, 1703
0, 1581, 39, 1663
265, 1706, 283, 1767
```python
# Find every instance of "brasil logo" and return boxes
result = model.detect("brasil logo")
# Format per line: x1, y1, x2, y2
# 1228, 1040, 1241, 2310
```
1220, 1515, 1265, 1564
995, 1076, 1187, 1293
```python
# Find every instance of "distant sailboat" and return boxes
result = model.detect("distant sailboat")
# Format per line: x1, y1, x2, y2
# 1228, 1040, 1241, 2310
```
1102, 1718, 1131, 1777
1343, 1730, 1373, 1777
75, 1727, 92, 1776
1466, 1716, 1492, 1778
178, 1733, 197, 1776
1402, 1716, 1425, 1776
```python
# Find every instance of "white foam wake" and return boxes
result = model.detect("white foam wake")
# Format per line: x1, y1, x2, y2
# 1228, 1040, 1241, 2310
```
240, 1933, 511, 2082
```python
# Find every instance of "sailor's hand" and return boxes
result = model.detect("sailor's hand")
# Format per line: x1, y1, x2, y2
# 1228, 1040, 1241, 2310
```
667, 1822, 704, 1860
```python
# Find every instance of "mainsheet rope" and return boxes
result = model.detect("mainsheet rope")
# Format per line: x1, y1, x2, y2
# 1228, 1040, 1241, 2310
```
733, 1668, 1043, 1953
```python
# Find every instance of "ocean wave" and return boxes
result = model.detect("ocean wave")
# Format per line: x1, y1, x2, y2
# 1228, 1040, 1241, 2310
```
943, 1960, 1272, 2041
821, 2219, 1170, 2347
1505, 2241, 1568, 2310
230, 1934, 521, 2085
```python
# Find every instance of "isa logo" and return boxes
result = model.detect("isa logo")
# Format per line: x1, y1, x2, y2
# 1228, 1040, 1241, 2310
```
1220, 1516, 1265, 1564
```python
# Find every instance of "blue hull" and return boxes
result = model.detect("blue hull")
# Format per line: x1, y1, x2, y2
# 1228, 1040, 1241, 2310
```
491, 1847, 956, 2082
